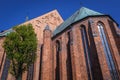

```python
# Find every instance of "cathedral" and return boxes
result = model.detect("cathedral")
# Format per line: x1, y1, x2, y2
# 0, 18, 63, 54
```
0, 7, 120, 80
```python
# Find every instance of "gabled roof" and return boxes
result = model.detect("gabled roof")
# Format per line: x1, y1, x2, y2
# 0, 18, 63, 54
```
53, 7, 103, 36
0, 29, 13, 37
0, 7, 105, 37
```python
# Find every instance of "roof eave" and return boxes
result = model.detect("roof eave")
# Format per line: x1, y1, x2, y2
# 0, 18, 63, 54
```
52, 15, 119, 39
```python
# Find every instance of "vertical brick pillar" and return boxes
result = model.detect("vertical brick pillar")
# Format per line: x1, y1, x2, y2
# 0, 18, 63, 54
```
40, 25, 53, 80
0, 38, 5, 72
88, 20, 103, 80
33, 45, 40, 80
70, 27, 88, 80
59, 34, 67, 80
53, 43, 56, 80
33, 28, 41, 80
113, 22, 120, 52
7, 73, 16, 80
0, 38, 6, 79
22, 71, 27, 80
76, 26, 89, 80
0, 53, 6, 79
90, 20, 112, 80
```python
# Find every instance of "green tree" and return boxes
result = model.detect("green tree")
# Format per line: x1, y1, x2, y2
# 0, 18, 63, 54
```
3, 24, 37, 80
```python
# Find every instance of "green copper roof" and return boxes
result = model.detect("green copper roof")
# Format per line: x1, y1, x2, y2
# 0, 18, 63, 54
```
0, 29, 13, 37
53, 7, 103, 36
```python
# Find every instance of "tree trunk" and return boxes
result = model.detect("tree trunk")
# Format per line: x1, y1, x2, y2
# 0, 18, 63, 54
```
17, 75, 22, 80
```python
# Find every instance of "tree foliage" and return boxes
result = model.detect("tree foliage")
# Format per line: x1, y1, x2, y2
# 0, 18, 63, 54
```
3, 24, 37, 79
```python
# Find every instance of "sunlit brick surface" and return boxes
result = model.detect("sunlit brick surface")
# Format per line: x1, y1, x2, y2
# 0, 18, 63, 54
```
0, 9, 120, 80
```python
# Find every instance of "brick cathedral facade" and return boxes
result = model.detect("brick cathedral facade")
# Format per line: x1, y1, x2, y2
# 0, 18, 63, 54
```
0, 7, 120, 80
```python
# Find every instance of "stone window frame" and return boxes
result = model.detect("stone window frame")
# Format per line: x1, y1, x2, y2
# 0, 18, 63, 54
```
80, 25, 93, 80
55, 40, 61, 80
97, 21, 119, 80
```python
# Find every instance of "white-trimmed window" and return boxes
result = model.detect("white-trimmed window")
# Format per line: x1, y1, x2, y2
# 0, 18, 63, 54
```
98, 23, 119, 80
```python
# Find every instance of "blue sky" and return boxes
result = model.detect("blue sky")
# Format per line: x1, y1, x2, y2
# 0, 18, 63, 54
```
0, 0, 120, 31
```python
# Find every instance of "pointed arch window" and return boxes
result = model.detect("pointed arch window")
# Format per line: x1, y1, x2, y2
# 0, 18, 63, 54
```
97, 23, 119, 80
56, 40, 61, 80
66, 31, 73, 80
80, 26, 93, 80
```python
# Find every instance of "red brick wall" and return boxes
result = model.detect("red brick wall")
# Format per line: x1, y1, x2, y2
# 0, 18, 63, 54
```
52, 16, 120, 80
1, 14, 120, 80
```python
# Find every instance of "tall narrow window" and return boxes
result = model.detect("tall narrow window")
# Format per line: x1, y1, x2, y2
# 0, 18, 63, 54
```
56, 41, 60, 80
39, 44, 43, 80
66, 32, 73, 80
1, 58, 10, 80
98, 23, 119, 80
81, 26, 93, 80
27, 64, 34, 80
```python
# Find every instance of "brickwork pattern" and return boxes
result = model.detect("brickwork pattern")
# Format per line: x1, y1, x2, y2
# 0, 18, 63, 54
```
0, 10, 120, 80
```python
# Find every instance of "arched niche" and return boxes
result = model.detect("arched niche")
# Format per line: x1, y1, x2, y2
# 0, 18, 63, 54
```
97, 21, 119, 80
